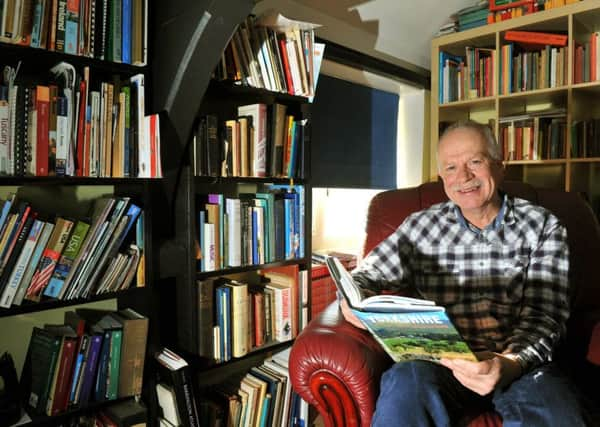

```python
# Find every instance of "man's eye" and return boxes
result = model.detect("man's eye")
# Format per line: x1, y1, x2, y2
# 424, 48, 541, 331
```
445, 166, 455, 172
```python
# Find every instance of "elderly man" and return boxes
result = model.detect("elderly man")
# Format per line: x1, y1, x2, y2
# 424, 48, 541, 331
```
341, 121, 588, 426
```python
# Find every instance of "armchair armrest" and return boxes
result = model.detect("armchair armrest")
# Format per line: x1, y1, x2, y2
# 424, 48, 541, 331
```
289, 302, 392, 427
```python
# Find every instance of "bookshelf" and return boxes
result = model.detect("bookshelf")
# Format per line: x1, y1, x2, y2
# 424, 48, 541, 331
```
154, 9, 315, 424
0, 1, 160, 424
431, 0, 600, 216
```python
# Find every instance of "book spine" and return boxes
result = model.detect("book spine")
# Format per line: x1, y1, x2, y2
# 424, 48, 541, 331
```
0, 90, 9, 175
44, 220, 90, 298
49, 337, 78, 415
35, 86, 50, 176
64, 0, 79, 54
78, 333, 102, 405
121, 0, 131, 64
0, 218, 43, 308
12, 221, 54, 306
105, 328, 121, 399
55, 0, 67, 52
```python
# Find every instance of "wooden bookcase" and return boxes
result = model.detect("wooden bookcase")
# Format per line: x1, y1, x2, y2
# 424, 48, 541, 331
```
0, 3, 161, 424
430, 0, 600, 215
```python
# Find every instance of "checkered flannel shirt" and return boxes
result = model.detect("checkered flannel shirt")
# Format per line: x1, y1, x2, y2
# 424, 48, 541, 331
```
352, 193, 570, 372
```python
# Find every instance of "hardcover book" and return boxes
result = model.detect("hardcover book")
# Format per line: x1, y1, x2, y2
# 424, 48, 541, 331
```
326, 256, 476, 363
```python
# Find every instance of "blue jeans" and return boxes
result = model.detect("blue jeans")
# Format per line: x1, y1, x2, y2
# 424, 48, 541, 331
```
372, 361, 588, 427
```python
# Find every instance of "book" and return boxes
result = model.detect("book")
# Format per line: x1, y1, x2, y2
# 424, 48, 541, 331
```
24, 327, 62, 414
114, 308, 148, 398
326, 256, 476, 363
504, 30, 568, 47
155, 348, 200, 427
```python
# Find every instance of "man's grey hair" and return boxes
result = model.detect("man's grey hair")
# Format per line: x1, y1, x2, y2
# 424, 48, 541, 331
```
438, 121, 502, 166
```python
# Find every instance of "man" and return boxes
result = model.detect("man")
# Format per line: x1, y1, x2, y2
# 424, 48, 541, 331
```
341, 121, 587, 426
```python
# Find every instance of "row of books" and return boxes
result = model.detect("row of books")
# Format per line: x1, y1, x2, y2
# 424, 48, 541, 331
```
0, 62, 161, 178
1, 0, 148, 66
22, 308, 148, 417
197, 265, 308, 363
438, 47, 495, 103
0, 194, 144, 309
573, 32, 600, 84
154, 347, 308, 427
198, 185, 304, 273
571, 119, 600, 158
498, 110, 567, 161
499, 43, 568, 94
194, 104, 305, 180
214, 12, 325, 98
198, 349, 308, 427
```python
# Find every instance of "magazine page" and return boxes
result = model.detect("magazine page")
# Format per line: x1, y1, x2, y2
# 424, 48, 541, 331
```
353, 310, 477, 363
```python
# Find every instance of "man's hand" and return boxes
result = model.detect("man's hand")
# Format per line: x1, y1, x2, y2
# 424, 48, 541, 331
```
439, 353, 522, 396
340, 299, 367, 330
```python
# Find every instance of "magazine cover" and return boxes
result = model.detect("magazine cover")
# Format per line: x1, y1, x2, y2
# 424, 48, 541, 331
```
353, 310, 477, 363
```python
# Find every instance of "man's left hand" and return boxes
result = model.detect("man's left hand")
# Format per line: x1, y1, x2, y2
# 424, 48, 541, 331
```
439, 353, 522, 396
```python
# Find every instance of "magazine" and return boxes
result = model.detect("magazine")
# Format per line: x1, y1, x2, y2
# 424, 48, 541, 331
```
326, 256, 477, 363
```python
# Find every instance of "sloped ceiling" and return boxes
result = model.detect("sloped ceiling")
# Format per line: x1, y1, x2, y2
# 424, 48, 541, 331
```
254, 0, 478, 73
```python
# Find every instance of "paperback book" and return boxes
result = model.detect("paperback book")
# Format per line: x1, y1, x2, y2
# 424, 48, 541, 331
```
326, 256, 476, 363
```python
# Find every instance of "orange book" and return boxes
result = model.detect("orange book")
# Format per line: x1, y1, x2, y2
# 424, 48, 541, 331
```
504, 30, 568, 47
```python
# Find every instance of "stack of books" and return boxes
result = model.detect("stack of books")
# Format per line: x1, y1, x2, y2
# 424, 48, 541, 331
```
213, 12, 325, 98
0, 0, 148, 65
21, 308, 148, 417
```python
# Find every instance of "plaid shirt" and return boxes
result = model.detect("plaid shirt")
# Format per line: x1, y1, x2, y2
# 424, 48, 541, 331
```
352, 193, 570, 372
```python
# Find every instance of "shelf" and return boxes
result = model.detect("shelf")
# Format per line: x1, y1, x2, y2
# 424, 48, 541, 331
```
19, 397, 131, 426
184, 339, 293, 371
439, 96, 496, 109
0, 41, 146, 75
194, 176, 306, 185
196, 258, 310, 280
569, 157, 600, 163
0, 287, 148, 318
207, 79, 310, 104
0, 177, 162, 186
504, 159, 567, 166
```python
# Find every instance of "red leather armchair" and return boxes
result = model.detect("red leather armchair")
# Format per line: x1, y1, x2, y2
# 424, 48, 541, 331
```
290, 181, 600, 427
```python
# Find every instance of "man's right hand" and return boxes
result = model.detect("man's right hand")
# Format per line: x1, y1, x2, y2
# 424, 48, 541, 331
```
340, 299, 367, 329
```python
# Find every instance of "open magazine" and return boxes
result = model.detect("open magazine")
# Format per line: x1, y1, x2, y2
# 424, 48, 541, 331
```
326, 256, 477, 363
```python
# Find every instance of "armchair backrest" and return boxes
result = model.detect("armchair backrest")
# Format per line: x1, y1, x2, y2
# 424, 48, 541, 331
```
362, 181, 600, 360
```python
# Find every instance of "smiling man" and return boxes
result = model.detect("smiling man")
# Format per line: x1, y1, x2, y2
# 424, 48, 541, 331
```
342, 121, 588, 426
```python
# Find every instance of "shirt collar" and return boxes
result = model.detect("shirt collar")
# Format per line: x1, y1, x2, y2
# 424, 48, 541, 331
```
453, 192, 508, 233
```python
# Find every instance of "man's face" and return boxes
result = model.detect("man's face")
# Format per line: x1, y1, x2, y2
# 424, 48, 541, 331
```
438, 128, 504, 215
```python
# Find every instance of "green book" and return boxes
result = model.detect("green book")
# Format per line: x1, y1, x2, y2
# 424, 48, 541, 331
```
25, 327, 62, 414
106, 314, 123, 400
44, 220, 91, 299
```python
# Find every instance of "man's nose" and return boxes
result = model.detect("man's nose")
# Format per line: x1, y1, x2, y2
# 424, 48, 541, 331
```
456, 164, 473, 181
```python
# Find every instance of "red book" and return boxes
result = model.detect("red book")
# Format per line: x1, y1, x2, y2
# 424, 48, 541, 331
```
504, 30, 568, 47
49, 333, 78, 415
278, 38, 295, 95
36, 86, 50, 176
149, 114, 157, 178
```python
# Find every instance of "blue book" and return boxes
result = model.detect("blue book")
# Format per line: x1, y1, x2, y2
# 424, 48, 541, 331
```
78, 330, 103, 405
259, 393, 271, 427
198, 210, 205, 271
94, 328, 112, 401
252, 208, 259, 264
121, 0, 132, 64
215, 285, 231, 362
30, 0, 44, 48
68, 334, 89, 403
65, 1, 79, 54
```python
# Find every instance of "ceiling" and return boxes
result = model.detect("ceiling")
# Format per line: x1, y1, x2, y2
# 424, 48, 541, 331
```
255, 0, 479, 74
